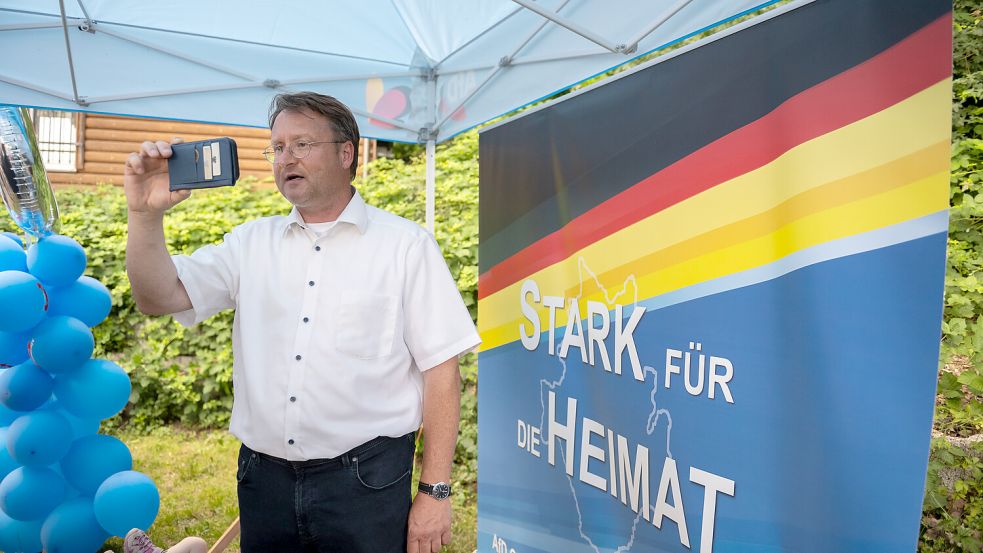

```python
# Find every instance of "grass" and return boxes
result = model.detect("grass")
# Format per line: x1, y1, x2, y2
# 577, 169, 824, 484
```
100, 427, 242, 552
99, 427, 478, 553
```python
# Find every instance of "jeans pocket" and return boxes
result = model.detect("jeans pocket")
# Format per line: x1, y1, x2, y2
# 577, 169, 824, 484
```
237, 447, 257, 483
353, 438, 413, 490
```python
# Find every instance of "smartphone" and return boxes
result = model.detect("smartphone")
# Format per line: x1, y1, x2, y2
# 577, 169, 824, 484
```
167, 137, 239, 191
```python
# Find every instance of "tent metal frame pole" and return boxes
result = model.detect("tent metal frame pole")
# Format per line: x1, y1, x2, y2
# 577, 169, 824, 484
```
278, 70, 422, 86
97, 27, 260, 82
346, 104, 420, 133
437, 46, 606, 77
57, 0, 84, 105
0, 22, 63, 31
425, 138, 435, 234
512, 48, 608, 66
434, 65, 501, 132
624, 0, 695, 52
434, 5, 525, 69
510, 0, 620, 53
0, 7, 62, 19
74, 0, 91, 21
482, 0, 818, 135
388, 0, 435, 66
434, 0, 570, 132
83, 84, 419, 133
84, 67, 421, 98
90, 19, 413, 68
86, 82, 263, 103
0, 7, 413, 69
507, 0, 571, 61
424, 68, 437, 234
26, 14, 423, 108
0, 74, 74, 102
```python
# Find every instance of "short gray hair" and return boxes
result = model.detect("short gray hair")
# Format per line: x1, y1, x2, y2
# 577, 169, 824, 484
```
269, 92, 360, 181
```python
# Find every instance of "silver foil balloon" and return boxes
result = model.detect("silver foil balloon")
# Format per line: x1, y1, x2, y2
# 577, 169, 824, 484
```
0, 106, 59, 238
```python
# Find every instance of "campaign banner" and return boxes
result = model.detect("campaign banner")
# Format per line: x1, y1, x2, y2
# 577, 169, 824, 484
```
475, 1, 952, 552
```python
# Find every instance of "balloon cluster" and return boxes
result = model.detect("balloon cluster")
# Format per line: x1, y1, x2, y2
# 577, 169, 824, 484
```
0, 231, 159, 553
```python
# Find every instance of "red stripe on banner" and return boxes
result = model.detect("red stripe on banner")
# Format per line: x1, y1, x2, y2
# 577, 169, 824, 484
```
478, 14, 952, 300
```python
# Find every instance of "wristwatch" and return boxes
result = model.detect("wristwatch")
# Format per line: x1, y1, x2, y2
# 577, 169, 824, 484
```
418, 481, 452, 500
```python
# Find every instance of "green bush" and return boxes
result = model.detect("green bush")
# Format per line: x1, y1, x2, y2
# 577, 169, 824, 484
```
920, 438, 983, 552
0, 132, 480, 498
939, 1, 983, 439
358, 132, 480, 494
0, 182, 292, 429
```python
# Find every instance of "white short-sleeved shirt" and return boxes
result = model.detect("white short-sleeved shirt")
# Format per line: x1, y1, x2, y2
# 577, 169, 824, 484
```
171, 190, 480, 460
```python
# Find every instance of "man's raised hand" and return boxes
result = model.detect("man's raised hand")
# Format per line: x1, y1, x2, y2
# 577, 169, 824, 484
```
123, 138, 190, 215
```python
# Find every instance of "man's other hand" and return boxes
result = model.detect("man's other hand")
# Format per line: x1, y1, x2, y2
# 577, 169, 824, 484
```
407, 493, 451, 553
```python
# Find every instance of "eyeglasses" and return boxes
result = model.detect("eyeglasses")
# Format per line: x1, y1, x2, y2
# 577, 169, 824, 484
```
262, 140, 347, 163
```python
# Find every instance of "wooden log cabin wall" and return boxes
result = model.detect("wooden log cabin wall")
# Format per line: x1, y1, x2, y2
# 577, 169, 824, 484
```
35, 111, 379, 188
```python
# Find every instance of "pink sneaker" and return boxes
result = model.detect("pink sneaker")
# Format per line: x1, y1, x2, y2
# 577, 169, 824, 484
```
124, 528, 165, 553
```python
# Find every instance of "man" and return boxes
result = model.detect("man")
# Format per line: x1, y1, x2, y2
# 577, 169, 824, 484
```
124, 92, 480, 553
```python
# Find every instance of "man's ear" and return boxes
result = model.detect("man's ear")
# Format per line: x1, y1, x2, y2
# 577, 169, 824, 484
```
340, 140, 355, 171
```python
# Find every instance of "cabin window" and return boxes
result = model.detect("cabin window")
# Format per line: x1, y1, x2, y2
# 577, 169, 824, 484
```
30, 110, 80, 171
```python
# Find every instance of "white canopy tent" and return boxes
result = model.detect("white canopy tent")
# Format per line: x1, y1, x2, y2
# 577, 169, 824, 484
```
0, 0, 778, 230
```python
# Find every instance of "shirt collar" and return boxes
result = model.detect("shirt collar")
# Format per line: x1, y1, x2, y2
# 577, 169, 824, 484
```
281, 186, 369, 237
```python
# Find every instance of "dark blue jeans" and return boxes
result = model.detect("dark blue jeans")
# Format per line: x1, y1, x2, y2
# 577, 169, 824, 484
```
236, 433, 415, 552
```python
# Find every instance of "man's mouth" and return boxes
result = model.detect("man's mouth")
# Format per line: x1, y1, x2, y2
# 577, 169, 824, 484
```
284, 173, 304, 183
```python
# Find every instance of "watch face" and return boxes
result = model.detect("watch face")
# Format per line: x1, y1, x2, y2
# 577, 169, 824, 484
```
432, 482, 451, 500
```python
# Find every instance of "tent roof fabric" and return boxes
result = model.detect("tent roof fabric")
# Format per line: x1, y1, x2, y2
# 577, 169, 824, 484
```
0, 0, 776, 143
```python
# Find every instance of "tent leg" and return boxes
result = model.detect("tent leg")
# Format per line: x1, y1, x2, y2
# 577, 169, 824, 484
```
207, 517, 240, 553
426, 139, 435, 234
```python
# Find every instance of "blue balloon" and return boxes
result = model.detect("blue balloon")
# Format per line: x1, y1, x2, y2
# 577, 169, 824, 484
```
41, 497, 110, 553
0, 235, 25, 273
41, 399, 99, 440
0, 331, 30, 368
0, 361, 53, 411
45, 463, 81, 501
29, 316, 93, 374
53, 359, 131, 421
93, 470, 159, 537
0, 403, 19, 426
0, 466, 65, 521
0, 271, 48, 332
46, 276, 113, 328
6, 410, 72, 466
0, 509, 42, 553
60, 434, 132, 496
64, 412, 100, 440
0, 429, 17, 482
26, 235, 86, 288
0, 233, 23, 248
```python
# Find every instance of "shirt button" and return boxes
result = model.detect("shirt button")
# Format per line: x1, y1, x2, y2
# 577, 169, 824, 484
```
290, 396, 297, 402
288, 439, 295, 445
302, 317, 310, 323
295, 354, 302, 361
315, 245, 322, 251
308, 280, 315, 286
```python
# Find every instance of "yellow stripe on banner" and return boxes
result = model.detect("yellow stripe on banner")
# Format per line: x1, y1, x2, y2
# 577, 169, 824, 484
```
478, 80, 951, 341
479, 171, 948, 351
580, 141, 949, 302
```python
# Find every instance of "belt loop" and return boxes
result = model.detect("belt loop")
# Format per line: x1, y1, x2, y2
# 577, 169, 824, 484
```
341, 452, 351, 468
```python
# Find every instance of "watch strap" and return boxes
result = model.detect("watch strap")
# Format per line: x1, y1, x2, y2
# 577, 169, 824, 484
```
418, 481, 452, 500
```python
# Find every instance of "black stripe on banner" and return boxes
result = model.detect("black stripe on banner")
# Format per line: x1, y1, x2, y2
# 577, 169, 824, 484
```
478, 0, 950, 273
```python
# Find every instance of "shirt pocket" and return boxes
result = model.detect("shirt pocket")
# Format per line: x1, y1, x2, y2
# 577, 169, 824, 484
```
335, 293, 398, 359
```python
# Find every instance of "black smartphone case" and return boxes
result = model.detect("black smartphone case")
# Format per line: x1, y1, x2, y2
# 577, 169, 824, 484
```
167, 137, 239, 191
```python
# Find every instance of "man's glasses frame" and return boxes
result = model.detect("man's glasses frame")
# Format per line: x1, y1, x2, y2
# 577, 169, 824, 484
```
262, 140, 347, 163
